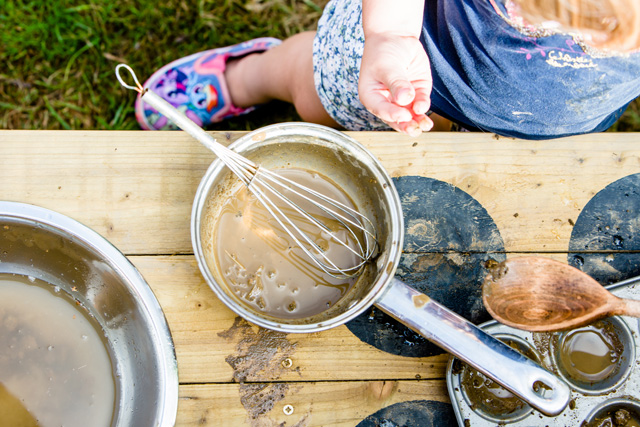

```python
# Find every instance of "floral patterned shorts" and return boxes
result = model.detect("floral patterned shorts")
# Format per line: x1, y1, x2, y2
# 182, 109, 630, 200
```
312, 0, 390, 131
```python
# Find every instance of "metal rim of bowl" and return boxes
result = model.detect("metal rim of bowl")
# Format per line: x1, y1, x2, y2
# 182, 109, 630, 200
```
0, 201, 179, 426
191, 122, 404, 333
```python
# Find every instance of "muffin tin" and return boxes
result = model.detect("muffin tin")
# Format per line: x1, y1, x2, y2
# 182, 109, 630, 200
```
447, 276, 640, 426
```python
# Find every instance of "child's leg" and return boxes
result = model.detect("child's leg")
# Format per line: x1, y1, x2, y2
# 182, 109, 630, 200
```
225, 31, 338, 127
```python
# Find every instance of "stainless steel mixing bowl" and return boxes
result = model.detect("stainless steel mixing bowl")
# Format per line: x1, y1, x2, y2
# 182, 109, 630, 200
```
0, 201, 178, 426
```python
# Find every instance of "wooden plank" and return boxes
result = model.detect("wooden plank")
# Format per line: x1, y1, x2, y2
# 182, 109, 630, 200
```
134, 253, 570, 384
5, 130, 639, 426
355, 132, 640, 253
177, 380, 450, 427
2, 131, 639, 255
133, 255, 450, 384
0, 130, 223, 255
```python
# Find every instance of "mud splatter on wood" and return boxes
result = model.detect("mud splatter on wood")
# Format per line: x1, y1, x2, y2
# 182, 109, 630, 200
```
238, 383, 289, 420
218, 317, 297, 383
218, 317, 305, 426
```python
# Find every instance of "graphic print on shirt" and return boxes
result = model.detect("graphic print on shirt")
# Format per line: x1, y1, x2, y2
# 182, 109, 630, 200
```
511, 36, 598, 68
488, 0, 604, 69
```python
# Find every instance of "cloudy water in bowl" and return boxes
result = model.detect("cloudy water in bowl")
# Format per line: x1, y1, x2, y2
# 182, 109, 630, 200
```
204, 168, 362, 319
0, 274, 115, 427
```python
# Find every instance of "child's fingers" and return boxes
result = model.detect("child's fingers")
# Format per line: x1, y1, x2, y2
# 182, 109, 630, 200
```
411, 114, 433, 132
362, 90, 413, 123
360, 82, 433, 133
369, 61, 417, 107
401, 114, 433, 136
412, 95, 431, 116
389, 80, 416, 107
367, 101, 434, 136
411, 80, 432, 115
392, 121, 422, 137
386, 114, 434, 137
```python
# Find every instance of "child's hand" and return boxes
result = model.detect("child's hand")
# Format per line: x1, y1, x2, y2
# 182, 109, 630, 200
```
359, 33, 433, 137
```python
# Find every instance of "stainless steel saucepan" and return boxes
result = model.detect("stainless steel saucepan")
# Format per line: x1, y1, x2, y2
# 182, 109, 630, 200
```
191, 123, 570, 416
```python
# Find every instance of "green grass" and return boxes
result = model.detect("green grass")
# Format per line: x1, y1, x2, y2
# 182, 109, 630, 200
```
608, 98, 640, 132
1, 0, 639, 132
0, 0, 327, 130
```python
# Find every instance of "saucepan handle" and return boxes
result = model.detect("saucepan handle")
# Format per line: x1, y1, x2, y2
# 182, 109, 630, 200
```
375, 278, 571, 417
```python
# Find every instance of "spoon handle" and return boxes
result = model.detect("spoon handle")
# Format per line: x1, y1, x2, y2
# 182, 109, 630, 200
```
375, 278, 570, 416
617, 297, 640, 317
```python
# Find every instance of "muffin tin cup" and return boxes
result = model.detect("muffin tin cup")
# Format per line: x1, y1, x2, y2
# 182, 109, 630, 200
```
551, 317, 635, 396
582, 398, 640, 426
455, 334, 542, 424
447, 277, 640, 426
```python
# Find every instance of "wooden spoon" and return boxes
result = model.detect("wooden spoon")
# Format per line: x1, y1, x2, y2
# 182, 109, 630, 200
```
482, 256, 640, 332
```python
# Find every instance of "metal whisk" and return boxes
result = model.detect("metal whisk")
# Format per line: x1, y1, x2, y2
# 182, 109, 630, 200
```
116, 64, 377, 278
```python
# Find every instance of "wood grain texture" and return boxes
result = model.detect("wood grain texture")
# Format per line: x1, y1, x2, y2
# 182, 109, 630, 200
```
132, 253, 570, 385
132, 255, 450, 384
3, 130, 640, 426
177, 380, 449, 427
2, 131, 639, 255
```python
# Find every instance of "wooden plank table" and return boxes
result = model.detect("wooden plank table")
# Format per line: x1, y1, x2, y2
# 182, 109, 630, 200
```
2, 130, 640, 426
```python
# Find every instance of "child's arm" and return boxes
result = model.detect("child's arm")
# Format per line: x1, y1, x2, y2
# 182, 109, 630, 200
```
359, 0, 433, 136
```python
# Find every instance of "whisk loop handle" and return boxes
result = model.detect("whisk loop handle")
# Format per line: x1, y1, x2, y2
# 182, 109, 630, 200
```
115, 64, 145, 93
115, 64, 256, 186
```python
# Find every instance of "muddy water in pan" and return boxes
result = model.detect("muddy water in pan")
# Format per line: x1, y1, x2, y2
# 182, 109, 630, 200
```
558, 322, 624, 384
204, 168, 362, 319
589, 410, 640, 427
0, 274, 115, 427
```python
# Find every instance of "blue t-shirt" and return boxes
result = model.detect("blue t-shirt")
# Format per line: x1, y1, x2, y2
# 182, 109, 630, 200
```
421, 0, 640, 139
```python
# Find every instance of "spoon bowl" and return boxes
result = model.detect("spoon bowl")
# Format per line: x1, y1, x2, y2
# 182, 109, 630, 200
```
482, 256, 640, 332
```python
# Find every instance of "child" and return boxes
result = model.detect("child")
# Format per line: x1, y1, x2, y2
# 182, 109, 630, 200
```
136, 0, 640, 140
